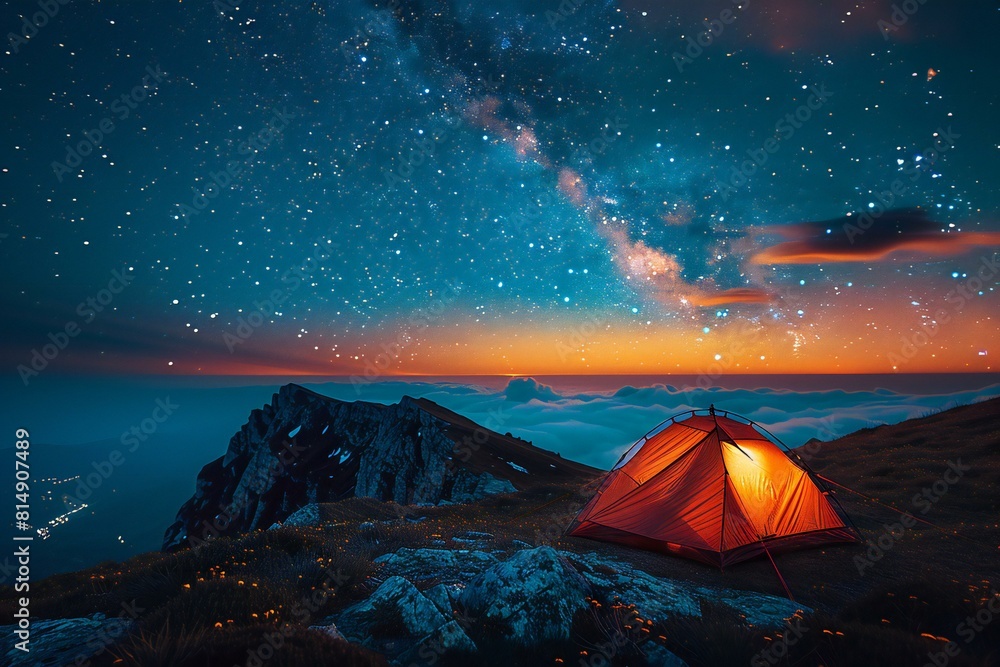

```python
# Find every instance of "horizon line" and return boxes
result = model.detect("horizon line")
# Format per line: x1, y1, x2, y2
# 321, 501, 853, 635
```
13, 370, 1000, 379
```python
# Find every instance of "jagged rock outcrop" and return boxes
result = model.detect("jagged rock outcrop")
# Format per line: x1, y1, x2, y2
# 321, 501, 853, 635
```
335, 576, 478, 662
459, 546, 592, 645
374, 545, 808, 628
162, 384, 534, 551
338, 576, 450, 644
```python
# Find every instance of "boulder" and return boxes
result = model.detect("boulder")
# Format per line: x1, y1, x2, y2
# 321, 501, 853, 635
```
309, 621, 346, 641
0, 617, 133, 666
395, 620, 477, 666
337, 576, 448, 651
372, 547, 805, 635
459, 546, 591, 645
695, 586, 808, 627
374, 548, 498, 584
561, 551, 807, 627
423, 583, 458, 616
450, 470, 517, 503
279, 502, 321, 527
561, 551, 701, 620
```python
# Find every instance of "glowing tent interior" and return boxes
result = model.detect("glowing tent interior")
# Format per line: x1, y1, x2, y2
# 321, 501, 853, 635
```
567, 407, 858, 568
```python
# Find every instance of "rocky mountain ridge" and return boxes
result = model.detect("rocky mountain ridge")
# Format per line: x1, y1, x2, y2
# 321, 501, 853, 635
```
163, 383, 598, 550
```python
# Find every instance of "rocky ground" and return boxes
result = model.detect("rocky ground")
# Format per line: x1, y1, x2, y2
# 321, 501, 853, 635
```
1, 393, 998, 666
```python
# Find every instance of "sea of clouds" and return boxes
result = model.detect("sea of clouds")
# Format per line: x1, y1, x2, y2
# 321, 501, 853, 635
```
313, 378, 1000, 470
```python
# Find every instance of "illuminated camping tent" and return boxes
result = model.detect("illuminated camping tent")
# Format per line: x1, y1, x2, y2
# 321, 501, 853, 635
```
567, 407, 857, 568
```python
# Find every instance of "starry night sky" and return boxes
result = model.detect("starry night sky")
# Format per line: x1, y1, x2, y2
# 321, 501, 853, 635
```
2, 0, 999, 378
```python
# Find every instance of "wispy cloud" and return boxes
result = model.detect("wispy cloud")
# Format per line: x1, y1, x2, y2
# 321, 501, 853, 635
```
752, 208, 1000, 265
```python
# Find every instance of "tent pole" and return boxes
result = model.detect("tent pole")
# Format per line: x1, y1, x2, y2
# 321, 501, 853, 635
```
719, 472, 729, 571
713, 403, 729, 571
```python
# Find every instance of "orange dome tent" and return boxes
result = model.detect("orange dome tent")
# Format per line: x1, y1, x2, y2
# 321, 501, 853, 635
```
567, 407, 857, 568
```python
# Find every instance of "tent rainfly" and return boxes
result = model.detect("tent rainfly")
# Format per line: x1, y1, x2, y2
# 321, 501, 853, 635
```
567, 407, 857, 568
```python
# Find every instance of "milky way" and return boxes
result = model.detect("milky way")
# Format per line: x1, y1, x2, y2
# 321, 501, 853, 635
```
1, 0, 998, 378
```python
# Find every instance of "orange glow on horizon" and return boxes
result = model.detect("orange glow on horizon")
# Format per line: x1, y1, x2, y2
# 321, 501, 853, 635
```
157, 297, 992, 376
